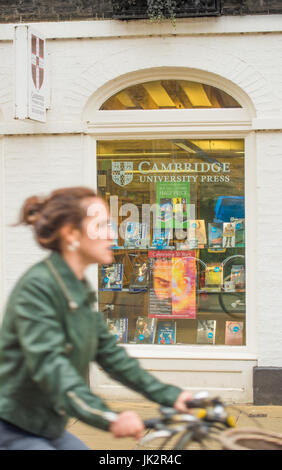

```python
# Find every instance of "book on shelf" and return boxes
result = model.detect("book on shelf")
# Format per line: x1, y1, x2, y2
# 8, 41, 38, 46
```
173, 197, 189, 228
230, 265, 245, 290
208, 222, 223, 249
124, 222, 149, 249
222, 222, 236, 248
225, 321, 244, 345
129, 261, 149, 291
107, 318, 128, 343
110, 220, 124, 250
157, 321, 176, 345
223, 280, 235, 292
156, 181, 190, 229
133, 316, 157, 344
148, 250, 196, 319
205, 263, 223, 292
197, 320, 216, 345
151, 228, 172, 249
176, 238, 198, 250
187, 220, 207, 247
99, 263, 123, 291
231, 218, 245, 247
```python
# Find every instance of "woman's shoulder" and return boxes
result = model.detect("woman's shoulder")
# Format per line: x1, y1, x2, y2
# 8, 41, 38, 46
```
7, 255, 59, 304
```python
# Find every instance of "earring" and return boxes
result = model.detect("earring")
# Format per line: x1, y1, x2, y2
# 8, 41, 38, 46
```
67, 240, 80, 252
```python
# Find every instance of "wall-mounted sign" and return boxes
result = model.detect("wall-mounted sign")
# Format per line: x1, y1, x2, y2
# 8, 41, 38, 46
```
14, 25, 47, 122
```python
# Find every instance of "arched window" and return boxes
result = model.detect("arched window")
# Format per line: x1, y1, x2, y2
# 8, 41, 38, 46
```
100, 80, 241, 110
92, 75, 250, 352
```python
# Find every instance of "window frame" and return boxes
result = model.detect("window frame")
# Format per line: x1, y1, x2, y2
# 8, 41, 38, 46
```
83, 74, 256, 361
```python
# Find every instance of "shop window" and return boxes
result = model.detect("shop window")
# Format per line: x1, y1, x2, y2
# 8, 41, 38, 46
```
100, 80, 241, 110
97, 138, 246, 347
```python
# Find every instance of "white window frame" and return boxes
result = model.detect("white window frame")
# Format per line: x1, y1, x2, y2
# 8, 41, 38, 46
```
83, 72, 257, 362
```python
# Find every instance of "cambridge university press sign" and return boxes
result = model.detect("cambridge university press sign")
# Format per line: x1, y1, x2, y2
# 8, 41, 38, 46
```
112, 162, 133, 187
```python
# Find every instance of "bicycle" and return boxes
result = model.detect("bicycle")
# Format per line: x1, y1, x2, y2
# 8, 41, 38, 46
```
137, 392, 282, 450
137, 392, 236, 450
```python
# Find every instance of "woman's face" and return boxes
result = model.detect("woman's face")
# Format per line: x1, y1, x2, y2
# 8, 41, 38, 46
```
77, 197, 115, 265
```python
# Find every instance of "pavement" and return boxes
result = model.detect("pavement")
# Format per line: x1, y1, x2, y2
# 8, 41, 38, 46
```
66, 399, 282, 450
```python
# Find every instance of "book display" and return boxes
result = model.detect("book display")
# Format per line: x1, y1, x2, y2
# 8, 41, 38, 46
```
208, 223, 223, 249
148, 250, 196, 319
197, 320, 216, 345
223, 222, 236, 248
157, 321, 176, 344
133, 316, 157, 344
99, 263, 123, 291
124, 222, 149, 249
187, 220, 207, 248
156, 182, 190, 229
129, 261, 149, 291
151, 229, 172, 249
225, 321, 244, 345
230, 265, 245, 290
107, 318, 128, 343
97, 138, 246, 347
205, 264, 223, 292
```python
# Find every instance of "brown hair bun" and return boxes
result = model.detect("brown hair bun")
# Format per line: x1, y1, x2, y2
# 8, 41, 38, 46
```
19, 195, 47, 226
17, 187, 97, 252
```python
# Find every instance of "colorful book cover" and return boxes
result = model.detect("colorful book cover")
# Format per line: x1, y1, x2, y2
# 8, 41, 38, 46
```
99, 263, 123, 291
133, 316, 157, 344
225, 321, 244, 345
124, 222, 149, 249
188, 220, 207, 247
205, 263, 223, 292
148, 253, 172, 317
156, 182, 190, 229
208, 223, 223, 249
157, 321, 176, 345
223, 222, 236, 248
148, 250, 196, 319
230, 265, 245, 290
107, 318, 128, 343
129, 261, 149, 291
197, 320, 216, 345
173, 197, 188, 227
233, 218, 245, 247
151, 229, 171, 249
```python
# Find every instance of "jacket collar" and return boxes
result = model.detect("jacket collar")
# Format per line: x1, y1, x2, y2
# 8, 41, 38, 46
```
46, 251, 97, 309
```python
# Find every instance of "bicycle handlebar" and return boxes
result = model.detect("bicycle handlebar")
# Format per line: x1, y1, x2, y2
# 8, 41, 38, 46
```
143, 393, 235, 430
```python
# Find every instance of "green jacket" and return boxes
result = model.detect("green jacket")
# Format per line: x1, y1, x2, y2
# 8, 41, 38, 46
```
0, 251, 182, 439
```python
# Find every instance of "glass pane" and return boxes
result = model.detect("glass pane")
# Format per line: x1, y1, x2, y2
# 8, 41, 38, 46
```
97, 139, 245, 347
100, 80, 241, 110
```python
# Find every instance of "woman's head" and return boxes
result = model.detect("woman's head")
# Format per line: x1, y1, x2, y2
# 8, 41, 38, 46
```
18, 187, 114, 265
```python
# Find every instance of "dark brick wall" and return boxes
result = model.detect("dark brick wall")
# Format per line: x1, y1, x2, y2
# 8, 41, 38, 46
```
222, 0, 282, 15
0, 0, 113, 23
0, 0, 281, 23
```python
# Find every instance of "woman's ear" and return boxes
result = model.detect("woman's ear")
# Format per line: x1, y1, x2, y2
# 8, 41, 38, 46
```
59, 224, 81, 247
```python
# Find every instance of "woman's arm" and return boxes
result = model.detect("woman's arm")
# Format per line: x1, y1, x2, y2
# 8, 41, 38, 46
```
14, 277, 119, 431
95, 313, 182, 408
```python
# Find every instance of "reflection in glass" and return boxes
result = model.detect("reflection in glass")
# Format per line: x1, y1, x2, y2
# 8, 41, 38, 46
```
97, 139, 245, 346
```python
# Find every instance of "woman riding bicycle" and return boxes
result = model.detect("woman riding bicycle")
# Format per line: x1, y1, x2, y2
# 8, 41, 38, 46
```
0, 187, 192, 450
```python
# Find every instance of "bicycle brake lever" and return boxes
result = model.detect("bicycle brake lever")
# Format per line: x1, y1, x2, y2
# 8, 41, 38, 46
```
143, 418, 164, 429
159, 406, 178, 417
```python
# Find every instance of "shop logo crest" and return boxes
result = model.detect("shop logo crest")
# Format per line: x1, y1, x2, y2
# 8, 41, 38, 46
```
112, 161, 133, 187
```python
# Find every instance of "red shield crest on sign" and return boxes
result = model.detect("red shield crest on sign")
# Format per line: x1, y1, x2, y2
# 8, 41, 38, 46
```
31, 34, 44, 91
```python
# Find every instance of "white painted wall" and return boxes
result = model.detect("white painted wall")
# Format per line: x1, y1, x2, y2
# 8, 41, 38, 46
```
0, 16, 281, 400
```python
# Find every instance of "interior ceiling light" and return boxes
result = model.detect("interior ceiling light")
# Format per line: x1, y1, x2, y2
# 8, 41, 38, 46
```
180, 81, 212, 107
142, 82, 176, 107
